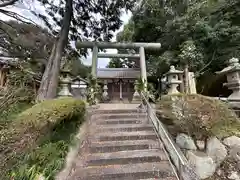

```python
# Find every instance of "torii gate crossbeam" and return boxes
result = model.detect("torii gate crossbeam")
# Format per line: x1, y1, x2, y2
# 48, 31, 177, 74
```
76, 41, 161, 49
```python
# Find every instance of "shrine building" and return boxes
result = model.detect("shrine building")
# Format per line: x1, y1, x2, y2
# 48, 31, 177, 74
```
76, 41, 161, 103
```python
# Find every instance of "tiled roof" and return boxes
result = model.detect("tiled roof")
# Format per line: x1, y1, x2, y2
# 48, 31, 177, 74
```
97, 68, 141, 79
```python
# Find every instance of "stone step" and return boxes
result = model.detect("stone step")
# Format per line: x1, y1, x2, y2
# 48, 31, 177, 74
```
96, 131, 158, 141
85, 149, 168, 166
70, 162, 176, 180
95, 119, 147, 125
95, 124, 154, 132
95, 109, 141, 114
138, 178, 177, 180
97, 113, 147, 120
89, 139, 163, 153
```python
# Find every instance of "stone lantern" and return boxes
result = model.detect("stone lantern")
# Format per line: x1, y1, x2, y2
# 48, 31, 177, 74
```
165, 65, 183, 95
102, 80, 109, 101
71, 76, 88, 100
216, 57, 240, 102
58, 69, 73, 97
132, 80, 141, 102
0, 64, 9, 90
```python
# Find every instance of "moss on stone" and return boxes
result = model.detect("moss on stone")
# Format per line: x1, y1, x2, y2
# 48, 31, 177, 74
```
205, 157, 239, 180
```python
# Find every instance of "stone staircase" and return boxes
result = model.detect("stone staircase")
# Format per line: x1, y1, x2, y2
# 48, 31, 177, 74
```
68, 108, 177, 180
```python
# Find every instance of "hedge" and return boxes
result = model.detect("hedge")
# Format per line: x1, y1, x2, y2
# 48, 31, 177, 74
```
0, 97, 86, 179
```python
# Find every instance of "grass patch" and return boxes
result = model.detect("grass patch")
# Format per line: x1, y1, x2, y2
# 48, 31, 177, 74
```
0, 97, 86, 179
157, 94, 240, 140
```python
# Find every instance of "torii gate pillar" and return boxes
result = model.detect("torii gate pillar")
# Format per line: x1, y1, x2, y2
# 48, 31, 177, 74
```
139, 47, 147, 88
91, 46, 98, 78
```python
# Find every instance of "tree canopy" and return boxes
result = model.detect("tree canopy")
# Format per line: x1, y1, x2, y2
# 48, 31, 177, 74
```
117, 0, 240, 95
0, 21, 53, 59
2, 0, 239, 97
1, 0, 136, 100
0, 21, 90, 78
119, 0, 240, 72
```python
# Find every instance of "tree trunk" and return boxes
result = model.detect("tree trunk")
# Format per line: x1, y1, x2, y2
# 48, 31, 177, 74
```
184, 64, 189, 94
36, 0, 73, 101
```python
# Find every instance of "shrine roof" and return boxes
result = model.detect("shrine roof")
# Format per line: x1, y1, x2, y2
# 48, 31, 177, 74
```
71, 76, 88, 83
97, 68, 141, 79
216, 58, 240, 75
0, 56, 41, 82
0, 57, 18, 66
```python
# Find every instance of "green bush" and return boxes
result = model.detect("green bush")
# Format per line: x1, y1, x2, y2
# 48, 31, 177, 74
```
0, 97, 86, 179
157, 94, 240, 140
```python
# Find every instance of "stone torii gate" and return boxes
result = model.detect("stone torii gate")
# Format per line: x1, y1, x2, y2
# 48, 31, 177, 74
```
76, 41, 161, 85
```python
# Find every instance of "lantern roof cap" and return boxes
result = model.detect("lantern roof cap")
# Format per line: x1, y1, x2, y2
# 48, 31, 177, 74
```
165, 65, 183, 75
216, 57, 240, 75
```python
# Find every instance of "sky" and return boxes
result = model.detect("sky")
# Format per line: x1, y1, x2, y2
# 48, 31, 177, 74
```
82, 11, 132, 68
0, 1, 132, 68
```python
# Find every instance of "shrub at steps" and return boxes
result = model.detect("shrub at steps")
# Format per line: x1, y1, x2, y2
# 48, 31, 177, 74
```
0, 97, 86, 179
157, 94, 240, 179
156, 94, 240, 140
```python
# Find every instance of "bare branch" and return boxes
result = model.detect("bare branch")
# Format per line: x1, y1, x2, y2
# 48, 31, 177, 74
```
196, 51, 216, 76
0, 19, 17, 30
0, 0, 18, 8
0, 26, 12, 39
0, 20, 23, 48
0, 9, 37, 25
0, 21, 15, 40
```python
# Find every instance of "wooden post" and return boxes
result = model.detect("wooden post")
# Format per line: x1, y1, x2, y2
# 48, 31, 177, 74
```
112, 80, 114, 101
179, 74, 184, 93
0, 67, 7, 88
33, 81, 37, 95
184, 64, 189, 93
126, 80, 129, 101
120, 79, 122, 100
91, 46, 98, 78
0, 67, 3, 87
